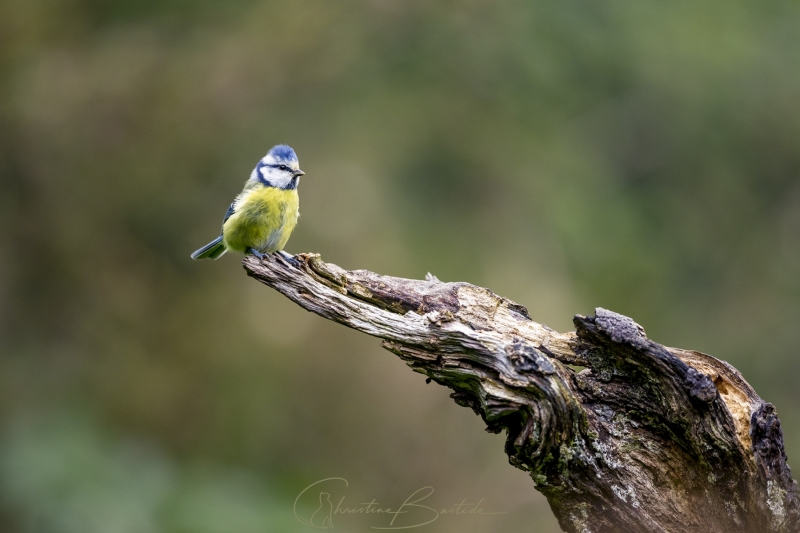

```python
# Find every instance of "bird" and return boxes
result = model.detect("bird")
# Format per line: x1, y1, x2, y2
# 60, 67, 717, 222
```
191, 144, 305, 261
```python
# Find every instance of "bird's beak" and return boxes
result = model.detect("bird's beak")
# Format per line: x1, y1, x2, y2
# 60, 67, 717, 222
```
293, 169, 305, 177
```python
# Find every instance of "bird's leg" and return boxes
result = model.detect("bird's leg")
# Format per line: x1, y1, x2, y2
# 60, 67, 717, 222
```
246, 248, 265, 260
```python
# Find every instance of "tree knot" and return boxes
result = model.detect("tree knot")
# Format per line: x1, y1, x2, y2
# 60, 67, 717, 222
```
506, 338, 556, 375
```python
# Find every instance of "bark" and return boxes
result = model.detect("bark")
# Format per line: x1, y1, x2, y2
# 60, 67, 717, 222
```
243, 253, 799, 533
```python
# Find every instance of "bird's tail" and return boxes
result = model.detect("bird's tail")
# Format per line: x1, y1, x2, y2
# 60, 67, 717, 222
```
191, 236, 227, 260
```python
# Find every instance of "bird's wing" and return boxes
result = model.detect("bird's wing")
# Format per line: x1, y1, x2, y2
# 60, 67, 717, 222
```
219, 179, 261, 235
219, 201, 236, 236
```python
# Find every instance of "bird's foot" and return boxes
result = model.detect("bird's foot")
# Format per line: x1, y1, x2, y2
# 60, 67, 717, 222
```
246, 248, 266, 260
276, 250, 302, 268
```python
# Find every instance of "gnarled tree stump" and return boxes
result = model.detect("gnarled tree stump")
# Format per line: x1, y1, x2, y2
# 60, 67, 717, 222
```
244, 253, 799, 533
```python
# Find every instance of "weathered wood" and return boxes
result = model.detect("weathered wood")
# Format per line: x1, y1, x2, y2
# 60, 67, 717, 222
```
244, 253, 799, 533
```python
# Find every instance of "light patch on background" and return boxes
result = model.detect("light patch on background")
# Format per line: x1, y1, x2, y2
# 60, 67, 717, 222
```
244, 282, 316, 349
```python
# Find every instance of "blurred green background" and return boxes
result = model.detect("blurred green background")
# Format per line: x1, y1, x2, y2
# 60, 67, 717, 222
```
2, 0, 800, 531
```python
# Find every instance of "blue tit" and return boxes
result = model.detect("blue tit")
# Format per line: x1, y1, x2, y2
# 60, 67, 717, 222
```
191, 144, 305, 261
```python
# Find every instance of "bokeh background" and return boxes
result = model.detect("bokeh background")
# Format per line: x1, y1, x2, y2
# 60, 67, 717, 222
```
2, 0, 800, 531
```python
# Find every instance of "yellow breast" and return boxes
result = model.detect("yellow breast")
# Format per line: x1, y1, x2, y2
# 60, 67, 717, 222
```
222, 185, 299, 254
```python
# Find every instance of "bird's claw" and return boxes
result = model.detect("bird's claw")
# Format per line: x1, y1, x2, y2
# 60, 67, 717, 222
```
276, 250, 301, 268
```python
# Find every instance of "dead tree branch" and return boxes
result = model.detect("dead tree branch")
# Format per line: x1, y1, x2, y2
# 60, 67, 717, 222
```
244, 253, 799, 533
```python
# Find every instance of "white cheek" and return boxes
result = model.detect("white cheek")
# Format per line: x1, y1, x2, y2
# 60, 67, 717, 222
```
260, 167, 292, 188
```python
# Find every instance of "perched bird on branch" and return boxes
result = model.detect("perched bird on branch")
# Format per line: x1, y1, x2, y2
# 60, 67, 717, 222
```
191, 144, 305, 261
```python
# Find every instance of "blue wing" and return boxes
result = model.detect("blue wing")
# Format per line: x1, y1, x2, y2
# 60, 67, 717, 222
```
220, 201, 236, 234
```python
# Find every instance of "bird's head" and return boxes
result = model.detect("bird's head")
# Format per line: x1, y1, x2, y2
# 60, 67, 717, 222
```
254, 144, 305, 189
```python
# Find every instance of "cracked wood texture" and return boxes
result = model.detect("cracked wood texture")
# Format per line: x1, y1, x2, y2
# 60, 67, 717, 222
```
244, 253, 799, 533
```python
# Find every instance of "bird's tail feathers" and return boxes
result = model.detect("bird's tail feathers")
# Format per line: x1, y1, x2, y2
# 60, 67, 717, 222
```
191, 237, 227, 260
